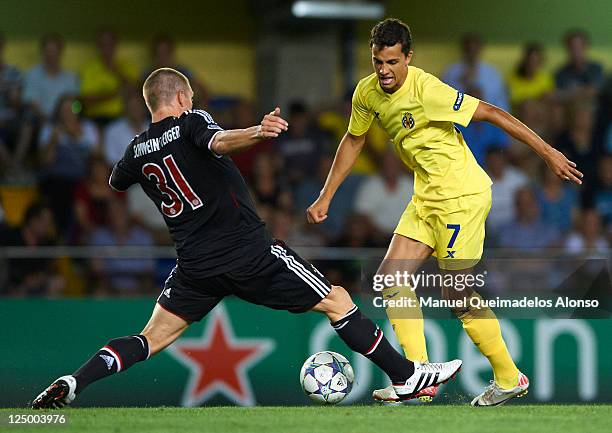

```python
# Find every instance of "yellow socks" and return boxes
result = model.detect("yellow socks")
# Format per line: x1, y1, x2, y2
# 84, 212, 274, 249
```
458, 293, 519, 389
381, 285, 519, 389
381, 285, 429, 363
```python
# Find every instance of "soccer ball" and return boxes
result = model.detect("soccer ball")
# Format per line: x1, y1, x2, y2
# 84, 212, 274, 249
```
299, 351, 354, 404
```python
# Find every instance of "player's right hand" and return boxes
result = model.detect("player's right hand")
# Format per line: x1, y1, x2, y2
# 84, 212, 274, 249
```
544, 147, 583, 185
257, 107, 289, 139
306, 196, 330, 224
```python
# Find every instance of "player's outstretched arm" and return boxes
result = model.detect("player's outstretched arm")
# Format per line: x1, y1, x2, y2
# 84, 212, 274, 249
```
472, 101, 583, 185
209, 107, 288, 155
307, 132, 366, 223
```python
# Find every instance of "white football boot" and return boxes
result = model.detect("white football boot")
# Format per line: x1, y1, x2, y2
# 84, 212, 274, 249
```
31, 375, 77, 409
373, 383, 439, 403
392, 360, 462, 401
471, 372, 530, 407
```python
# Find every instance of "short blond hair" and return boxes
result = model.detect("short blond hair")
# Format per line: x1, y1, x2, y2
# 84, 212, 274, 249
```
142, 67, 190, 112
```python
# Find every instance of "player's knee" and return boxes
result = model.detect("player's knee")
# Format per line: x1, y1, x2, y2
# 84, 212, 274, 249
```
312, 285, 355, 322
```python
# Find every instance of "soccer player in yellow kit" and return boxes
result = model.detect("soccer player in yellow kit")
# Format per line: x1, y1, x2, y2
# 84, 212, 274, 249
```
307, 18, 583, 406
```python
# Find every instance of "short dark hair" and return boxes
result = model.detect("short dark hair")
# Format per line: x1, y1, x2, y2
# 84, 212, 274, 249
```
152, 34, 174, 50
143, 67, 190, 112
564, 28, 590, 46
369, 18, 412, 55
40, 33, 64, 51
23, 202, 50, 225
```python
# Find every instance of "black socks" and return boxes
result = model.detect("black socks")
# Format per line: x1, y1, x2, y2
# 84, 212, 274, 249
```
72, 335, 149, 394
332, 306, 414, 383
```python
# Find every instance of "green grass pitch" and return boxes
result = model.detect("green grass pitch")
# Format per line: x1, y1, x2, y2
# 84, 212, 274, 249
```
1, 406, 610, 433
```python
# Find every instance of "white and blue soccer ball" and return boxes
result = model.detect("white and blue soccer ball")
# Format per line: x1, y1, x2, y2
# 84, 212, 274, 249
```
299, 351, 354, 404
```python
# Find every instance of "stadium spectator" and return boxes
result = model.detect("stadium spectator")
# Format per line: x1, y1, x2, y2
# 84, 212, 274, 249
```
127, 186, 170, 245
534, 165, 579, 234
251, 151, 292, 210
507, 99, 552, 178
1, 202, 64, 296
269, 208, 327, 247
89, 199, 154, 295
555, 100, 599, 187
565, 208, 609, 254
80, 29, 138, 126
318, 90, 387, 176
275, 100, 329, 185
293, 155, 356, 237
507, 43, 554, 109
73, 156, 124, 244
0, 32, 23, 175
142, 34, 208, 108
354, 149, 413, 234
17, 34, 79, 176
228, 100, 273, 179
485, 147, 529, 237
460, 87, 510, 166
497, 187, 561, 251
545, 96, 569, 143
102, 91, 148, 165
443, 32, 509, 111
597, 76, 612, 154
555, 29, 605, 98
22, 34, 79, 121
38, 94, 99, 234
585, 154, 612, 230
336, 213, 382, 248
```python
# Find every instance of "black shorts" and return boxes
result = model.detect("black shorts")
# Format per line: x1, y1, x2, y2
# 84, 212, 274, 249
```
156, 241, 332, 322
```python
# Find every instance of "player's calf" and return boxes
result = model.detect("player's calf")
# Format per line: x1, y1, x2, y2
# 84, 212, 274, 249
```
312, 285, 415, 384
31, 303, 191, 408
31, 335, 148, 409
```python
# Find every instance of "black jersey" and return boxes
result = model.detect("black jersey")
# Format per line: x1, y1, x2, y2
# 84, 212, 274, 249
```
109, 109, 271, 278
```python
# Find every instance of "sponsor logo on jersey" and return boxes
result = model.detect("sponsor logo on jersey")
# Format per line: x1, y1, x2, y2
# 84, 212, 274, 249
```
453, 91, 464, 111
401, 112, 415, 129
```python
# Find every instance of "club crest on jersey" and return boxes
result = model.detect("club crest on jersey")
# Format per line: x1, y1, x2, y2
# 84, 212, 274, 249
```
401, 112, 415, 129
453, 91, 464, 111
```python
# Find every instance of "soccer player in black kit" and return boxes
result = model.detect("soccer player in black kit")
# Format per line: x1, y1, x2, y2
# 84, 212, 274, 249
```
32, 68, 461, 409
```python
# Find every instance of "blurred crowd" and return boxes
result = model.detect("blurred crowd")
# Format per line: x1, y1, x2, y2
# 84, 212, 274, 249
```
0, 28, 610, 297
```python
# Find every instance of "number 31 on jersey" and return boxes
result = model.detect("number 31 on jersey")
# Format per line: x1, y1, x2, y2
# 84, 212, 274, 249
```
142, 155, 203, 218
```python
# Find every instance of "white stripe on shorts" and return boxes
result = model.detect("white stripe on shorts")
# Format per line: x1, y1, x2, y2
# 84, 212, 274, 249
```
271, 245, 330, 296
270, 245, 330, 298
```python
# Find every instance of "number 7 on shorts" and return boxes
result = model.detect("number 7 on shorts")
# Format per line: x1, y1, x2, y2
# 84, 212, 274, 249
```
446, 224, 461, 248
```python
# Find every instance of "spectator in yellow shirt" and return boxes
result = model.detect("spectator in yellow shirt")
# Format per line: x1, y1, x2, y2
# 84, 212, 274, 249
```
318, 91, 389, 175
80, 29, 138, 126
507, 43, 554, 109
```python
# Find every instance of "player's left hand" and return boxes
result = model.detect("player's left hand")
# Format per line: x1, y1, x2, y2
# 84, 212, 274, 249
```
257, 107, 289, 139
544, 147, 583, 185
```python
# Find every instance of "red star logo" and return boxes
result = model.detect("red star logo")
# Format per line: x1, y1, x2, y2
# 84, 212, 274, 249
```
167, 305, 275, 406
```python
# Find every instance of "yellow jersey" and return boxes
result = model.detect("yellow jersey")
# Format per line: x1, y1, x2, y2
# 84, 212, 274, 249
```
507, 70, 554, 106
81, 57, 139, 118
348, 66, 492, 202
319, 111, 390, 174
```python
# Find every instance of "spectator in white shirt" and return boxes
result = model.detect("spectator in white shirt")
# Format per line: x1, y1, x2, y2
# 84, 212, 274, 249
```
23, 34, 79, 120
485, 147, 529, 236
102, 91, 148, 165
565, 208, 609, 254
443, 33, 509, 111
354, 149, 414, 234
